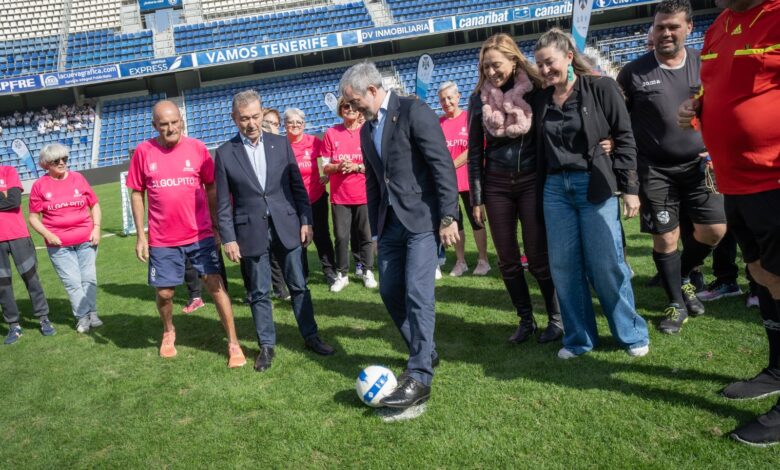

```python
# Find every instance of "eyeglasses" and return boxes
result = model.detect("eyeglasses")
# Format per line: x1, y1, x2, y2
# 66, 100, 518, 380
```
51, 157, 68, 165
340, 103, 354, 110
285, 120, 304, 127
262, 119, 280, 127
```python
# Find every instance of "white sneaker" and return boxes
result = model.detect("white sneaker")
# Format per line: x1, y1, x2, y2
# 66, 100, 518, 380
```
449, 261, 468, 277
472, 260, 491, 276
330, 273, 349, 293
363, 269, 378, 288
627, 345, 649, 357
434, 266, 442, 280
89, 312, 103, 327
557, 347, 578, 360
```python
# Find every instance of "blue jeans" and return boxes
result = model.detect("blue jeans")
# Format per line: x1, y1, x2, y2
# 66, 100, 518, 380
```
543, 172, 649, 355
47, 242, 97, 320
378, 209, 437, 386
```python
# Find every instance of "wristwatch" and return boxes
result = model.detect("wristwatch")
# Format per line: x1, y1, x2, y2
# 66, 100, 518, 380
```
441, 216, 455, 228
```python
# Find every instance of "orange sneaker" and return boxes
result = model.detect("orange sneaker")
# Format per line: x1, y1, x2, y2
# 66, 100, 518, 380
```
228, 343, 247, 368
160, 331, 177, 358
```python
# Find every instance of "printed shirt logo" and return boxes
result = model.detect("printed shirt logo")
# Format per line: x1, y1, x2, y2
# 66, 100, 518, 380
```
183, 159, 194, 172
74, 188, 80, 197
731, 24, 742, 35
149, 162, 158, 172
656, 211, 671, 225
0, 179, 5, 187
45, 192, 52, 200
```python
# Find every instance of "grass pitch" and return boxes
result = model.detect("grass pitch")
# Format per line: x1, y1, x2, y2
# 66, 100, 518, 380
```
1, 182, 778, 468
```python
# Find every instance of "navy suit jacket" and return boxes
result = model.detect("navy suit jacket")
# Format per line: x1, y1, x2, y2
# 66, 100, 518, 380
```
360, 92, 459, 237
215, 132, 312, 257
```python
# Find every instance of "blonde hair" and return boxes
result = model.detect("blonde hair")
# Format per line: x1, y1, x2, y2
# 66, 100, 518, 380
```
534, 28, 594, 77
475, 33, 543, 94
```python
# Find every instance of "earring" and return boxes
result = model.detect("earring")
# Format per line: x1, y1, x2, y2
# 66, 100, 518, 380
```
567, 64, 575, 82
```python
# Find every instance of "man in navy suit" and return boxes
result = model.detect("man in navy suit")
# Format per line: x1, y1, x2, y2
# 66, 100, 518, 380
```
214, 90, 335, 372
340, 63, 460, 408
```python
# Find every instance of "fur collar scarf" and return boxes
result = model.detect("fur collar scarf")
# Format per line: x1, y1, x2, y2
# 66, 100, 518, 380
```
480, 70, 534, 139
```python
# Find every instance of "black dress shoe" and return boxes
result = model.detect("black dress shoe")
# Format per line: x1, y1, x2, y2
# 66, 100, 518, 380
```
380, 376, 431, 408
304, 335, 335, 356
538, 315, 563, 343
254, 346, 275, 372
508, 315, 537, 344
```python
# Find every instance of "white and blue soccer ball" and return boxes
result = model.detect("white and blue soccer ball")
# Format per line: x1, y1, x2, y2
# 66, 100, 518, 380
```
356, 365, 397, 407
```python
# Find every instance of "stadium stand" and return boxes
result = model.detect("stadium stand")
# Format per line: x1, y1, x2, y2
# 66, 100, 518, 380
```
68, 0, 121, 33
184, 68, 347, 148
0, 36, 60, 78
0, 0, 65, 40
66, 29, 155, 69
386, 0, 530, 22
97, 94, 164, 167
173, 2, 373, 54
199, 0, 329, 21
0, 105, 96, 180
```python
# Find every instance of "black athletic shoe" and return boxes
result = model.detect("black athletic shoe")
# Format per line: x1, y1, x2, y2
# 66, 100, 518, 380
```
658, 304, 688, 334
722, 369, 780, 400
730, 405, 780, 447
681, 282, 705, 316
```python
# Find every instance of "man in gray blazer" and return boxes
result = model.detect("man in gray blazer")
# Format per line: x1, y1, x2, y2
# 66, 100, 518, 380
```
214, 90, 334, 373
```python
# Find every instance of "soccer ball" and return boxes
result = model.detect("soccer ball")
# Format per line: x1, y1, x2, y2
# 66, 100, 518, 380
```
356, 365, 397, 407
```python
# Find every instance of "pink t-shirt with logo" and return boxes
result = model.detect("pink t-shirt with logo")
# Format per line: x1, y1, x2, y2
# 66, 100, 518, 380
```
290, 134, 325, 203
321, 123, 367, 205
439, 112, 470, 192
0, 166, 30, 242
29, 171, 98, 247
126, 136, 215, 248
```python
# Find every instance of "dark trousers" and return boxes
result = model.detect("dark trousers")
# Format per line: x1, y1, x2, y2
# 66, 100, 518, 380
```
483, 170, 557, 316
332, 203, 373, 274
240, 253, 288, 299
244, 220, 318, 346
378, 208, 436, 386
302, 193, 336, 282
0, 237, 49, 324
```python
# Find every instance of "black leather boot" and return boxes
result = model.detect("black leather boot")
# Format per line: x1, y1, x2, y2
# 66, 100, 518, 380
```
538, 313, 563, 343
509, 310, 537, 344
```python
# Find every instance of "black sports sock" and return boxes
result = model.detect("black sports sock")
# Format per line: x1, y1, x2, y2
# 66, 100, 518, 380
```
680, 237, 714, 279
756, 287, 780, 371
653, 250, 685, 306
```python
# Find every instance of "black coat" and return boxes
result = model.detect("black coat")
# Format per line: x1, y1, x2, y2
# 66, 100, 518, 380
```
360, 92, 459, 237
532, 75, 639, 204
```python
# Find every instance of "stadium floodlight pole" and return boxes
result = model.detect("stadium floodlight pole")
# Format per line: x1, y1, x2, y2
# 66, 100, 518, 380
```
571, 0, 596, 52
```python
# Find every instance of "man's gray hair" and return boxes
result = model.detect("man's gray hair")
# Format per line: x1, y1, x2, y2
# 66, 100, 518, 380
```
232, 89, 262, 113
438, 81, 459, 95
284, 108, 305, 122
339, 62, 383, 96
39, 143, 69, 168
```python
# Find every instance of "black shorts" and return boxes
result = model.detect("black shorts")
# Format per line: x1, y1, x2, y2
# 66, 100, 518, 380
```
724, 189, 780, 276
639, 159, 726, 234
456, 191, 483, 231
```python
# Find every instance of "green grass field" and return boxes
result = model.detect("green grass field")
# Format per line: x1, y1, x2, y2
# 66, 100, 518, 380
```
2, 181, 778, 468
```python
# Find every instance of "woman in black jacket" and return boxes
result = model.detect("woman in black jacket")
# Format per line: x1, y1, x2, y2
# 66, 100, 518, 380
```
532, 28, 650, 359
468, 33, 562, 344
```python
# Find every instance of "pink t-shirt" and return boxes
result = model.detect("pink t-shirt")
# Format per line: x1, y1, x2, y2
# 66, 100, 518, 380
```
290, 134, 325, 203
29, 171, 98, 247
440, 112, 470, 193
126, 136, 215, 247
0, 166, 30, 242
321, 124, 367, 205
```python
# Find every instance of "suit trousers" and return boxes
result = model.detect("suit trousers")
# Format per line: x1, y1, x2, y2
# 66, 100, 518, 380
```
378, 208, 437, 386
243, 219, 319, 346
302, 193, 336, 283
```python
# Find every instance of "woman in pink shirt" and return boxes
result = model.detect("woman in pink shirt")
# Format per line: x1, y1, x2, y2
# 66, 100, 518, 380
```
438, 81, 491, 277
284, 108, 337, 286
322, 98, 377, 293
28, 143, 102, 334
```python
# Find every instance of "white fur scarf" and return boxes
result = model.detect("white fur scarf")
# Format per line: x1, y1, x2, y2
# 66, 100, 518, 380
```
480, 70, 534, 139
